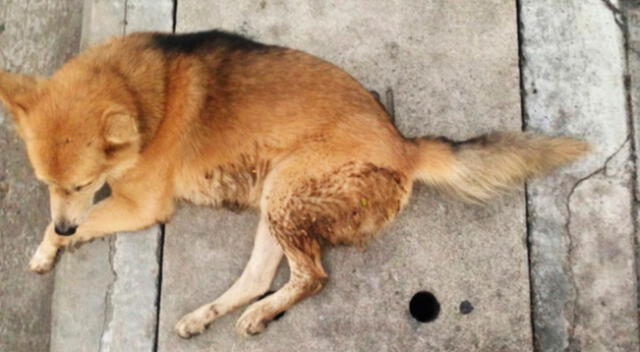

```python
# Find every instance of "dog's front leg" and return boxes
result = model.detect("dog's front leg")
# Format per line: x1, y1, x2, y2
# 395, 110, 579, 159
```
28, 193, 171, 274
28, 223, 69, 274
71, 193, 170, 245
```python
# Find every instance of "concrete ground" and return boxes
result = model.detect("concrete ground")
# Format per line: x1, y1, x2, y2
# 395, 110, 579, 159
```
0, 0, 638, 351
0, 2, 83, 352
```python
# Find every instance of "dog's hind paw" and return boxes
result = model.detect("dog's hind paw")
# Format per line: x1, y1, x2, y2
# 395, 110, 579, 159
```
175, 312, 208, 339
235, 305, 269, 337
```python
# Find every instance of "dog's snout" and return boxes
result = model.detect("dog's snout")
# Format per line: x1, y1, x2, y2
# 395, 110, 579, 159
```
54, 222, 78, 236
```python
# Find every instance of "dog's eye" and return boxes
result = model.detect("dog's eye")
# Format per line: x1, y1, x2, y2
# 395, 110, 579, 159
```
73, 181, 92, 192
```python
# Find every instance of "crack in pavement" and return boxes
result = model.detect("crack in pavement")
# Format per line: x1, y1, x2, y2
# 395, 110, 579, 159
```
602, 0, 626, 30
98, 238, 118, 352
603, 0, 622, 14
565, 135, 631, 349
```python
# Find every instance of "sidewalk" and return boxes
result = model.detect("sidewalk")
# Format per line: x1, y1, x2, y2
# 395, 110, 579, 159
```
1, 1, 638, 351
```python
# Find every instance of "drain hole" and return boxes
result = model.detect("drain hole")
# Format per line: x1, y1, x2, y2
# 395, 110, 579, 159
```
409, 291, 440, 323
459, 300, 474, 315
257, 290, 286, 320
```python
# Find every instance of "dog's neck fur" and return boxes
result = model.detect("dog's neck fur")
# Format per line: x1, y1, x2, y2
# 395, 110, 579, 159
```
56, 43, 172, 152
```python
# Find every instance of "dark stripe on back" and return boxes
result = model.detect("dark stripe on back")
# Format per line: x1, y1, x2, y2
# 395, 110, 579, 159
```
150, 30, 270, 54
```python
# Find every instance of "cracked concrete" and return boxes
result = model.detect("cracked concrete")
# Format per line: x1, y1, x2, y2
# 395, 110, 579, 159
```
566, 141, 637, 351
50, 239, 116, 352
602, 0, 626, 29
103, 230, 163, 352
521, 0, 639, 350
51, 228, 163, 352
564, 138, 636, 351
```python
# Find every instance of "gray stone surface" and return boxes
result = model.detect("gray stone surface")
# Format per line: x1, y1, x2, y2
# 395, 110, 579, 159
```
125, 0, 175, 34
628, 0, 640, 199
0, 2, 83, 351
50, 228, 163, 352
81, 0, 125, 49
106, 230, 163, 352
521, 0, 639, 350
81, 0, 174, 48
158, 1, 532, 351
624, 4, 640, 352
50, 239, 116, 352
50, 1, 172, 352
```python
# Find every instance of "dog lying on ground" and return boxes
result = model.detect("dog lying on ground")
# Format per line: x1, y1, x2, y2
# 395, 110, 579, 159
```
0, 30, 588, 337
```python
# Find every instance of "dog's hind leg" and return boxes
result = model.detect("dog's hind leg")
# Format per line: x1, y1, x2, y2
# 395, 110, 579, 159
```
232, 159, 410, 336
175, 214, 283, 339
234, 212, 328, 336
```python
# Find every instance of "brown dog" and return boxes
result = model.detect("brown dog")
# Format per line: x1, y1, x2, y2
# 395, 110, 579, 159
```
0, 30, 588, 337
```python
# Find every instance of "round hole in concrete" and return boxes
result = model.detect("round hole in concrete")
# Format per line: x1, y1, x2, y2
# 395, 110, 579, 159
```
257, 290, 286, 320
459, 300, 474, 315
409, 291, 440, 323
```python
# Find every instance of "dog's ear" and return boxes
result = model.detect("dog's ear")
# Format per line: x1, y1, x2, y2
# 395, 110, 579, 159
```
102, 107, 139, 149
0, 70, 43, 118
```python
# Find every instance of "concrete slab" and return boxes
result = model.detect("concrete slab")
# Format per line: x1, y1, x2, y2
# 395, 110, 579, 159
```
125, 0, 175, 34
624, 3, 640, 351
50, 239, 116, 352
627, 0, 640, 198
50, 227, 163, 352
50, 1, 173, 352
158, 1, 532, 351
80, 0, 126, 50
520, 0, 639, 350
0, 1, 83, 351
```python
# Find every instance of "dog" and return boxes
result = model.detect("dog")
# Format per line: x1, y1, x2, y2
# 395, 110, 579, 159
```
0, 30, 588, 338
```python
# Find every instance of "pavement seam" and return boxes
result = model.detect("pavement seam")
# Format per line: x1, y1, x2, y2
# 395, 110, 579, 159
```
515, 0, 537, 349
171, 0, 178, 33
152, 225, 166, 352
123, 0, 129, 35
620, 1, 640, 344
151, 5, 177, 351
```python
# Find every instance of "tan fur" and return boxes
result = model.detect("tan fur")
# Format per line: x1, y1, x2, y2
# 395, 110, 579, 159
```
412, 133, 590, 203
0, 30, 589, 338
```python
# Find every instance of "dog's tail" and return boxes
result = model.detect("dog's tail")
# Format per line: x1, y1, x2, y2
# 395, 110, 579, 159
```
410, 132, 589, 203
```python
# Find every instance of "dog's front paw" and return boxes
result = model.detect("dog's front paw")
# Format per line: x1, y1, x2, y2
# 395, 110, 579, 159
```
27, 246, 57, 274
235, 305, 269, 337
175, 311, 209, 339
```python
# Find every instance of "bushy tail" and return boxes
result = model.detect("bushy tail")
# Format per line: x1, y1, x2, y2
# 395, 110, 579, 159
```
411, 132, 589, 203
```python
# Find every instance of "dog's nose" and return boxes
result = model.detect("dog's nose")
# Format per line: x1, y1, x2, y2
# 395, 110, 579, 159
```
54, 222, 77, 236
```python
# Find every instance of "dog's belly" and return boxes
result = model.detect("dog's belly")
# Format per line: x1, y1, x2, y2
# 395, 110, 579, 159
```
175, 157, 271, 210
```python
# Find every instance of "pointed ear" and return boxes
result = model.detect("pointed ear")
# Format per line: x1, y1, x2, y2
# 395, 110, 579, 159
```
0, 70, 43, 117
102, 107, 139, 147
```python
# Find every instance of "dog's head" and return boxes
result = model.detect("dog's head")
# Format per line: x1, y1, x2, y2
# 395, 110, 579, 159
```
0, 69, 141, 235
